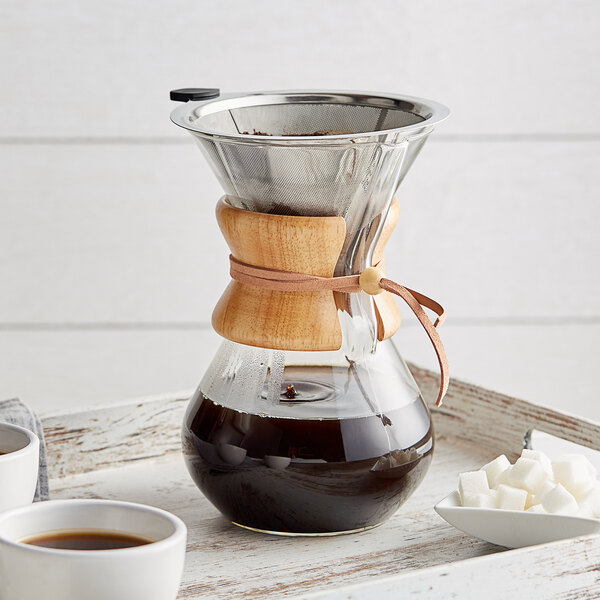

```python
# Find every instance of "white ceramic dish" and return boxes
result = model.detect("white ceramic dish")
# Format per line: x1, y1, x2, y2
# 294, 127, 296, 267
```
435, 491, 600, 549
0, 421, 39, 512
0, 499, 187, 600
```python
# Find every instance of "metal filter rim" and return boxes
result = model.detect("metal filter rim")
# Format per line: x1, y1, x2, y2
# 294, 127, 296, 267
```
169, 89, 450, 143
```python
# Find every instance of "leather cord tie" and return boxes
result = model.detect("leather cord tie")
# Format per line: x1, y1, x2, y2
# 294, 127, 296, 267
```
229, 255, 449, 406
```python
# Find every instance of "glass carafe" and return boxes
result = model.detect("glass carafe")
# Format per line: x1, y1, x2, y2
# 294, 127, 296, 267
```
170, 90, 449, 535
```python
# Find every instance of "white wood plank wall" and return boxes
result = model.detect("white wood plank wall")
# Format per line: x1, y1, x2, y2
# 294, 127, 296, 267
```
0, 0, 598, 417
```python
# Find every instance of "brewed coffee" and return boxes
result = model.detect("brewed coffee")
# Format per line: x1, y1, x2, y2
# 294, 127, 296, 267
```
183, 367, 433, 534
23, 530, 152, 550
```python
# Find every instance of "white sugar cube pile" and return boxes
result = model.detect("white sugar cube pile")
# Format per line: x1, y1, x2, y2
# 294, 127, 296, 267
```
457, 450, 600, 517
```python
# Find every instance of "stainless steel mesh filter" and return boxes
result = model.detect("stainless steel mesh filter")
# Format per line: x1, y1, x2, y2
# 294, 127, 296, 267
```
170, 91, 449, 226
193, 101, 425, 137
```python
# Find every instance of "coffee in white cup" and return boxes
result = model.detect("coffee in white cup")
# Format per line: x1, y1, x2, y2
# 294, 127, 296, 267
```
0, 499, 187, 600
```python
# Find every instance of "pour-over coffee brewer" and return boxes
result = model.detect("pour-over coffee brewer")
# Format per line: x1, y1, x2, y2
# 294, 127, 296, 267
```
170, 89, 450, 535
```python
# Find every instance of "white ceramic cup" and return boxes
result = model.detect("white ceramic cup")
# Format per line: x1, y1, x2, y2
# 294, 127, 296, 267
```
0, 499, 187, 600
0, 422, 39, 512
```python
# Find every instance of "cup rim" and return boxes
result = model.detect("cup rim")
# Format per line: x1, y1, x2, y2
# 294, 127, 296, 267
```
0, 421, 39, 462
0, 499, 187, 557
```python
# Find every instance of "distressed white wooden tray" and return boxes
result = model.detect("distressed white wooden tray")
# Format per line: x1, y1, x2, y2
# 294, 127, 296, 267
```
43, 366, 600, 599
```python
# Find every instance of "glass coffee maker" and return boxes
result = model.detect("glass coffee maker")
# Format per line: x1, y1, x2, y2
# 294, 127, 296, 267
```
170, 90, 450, 535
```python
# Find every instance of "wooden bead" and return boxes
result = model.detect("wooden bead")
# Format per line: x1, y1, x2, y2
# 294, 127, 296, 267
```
359, 267, 384, 295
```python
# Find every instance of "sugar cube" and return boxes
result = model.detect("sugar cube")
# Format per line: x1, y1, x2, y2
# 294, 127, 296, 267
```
525, 492, 535, 510
509, 457, 548, 493
579, 482, 600, 518
577, 504, 595, 519
541, 483, 579, 515
458, 471, 489, 502
496, 465, 513, 487
583, 456, 598, 478
521, 449, 553, 477
497, 484, 528, 511
481, 454, 511, 488
462, 492, 497, 508
489, 489, 498, 505
552, 454, 595, 499
532, 479, 555, 505
526, 504, 547, 513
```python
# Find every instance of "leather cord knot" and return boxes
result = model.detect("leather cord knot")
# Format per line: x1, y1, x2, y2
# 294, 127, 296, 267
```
229, 254, 449, 406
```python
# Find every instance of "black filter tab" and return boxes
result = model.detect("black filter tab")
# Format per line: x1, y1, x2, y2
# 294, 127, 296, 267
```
170, 88, 220, 102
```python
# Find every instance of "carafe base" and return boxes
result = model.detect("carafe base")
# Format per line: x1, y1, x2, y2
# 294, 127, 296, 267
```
231, 520, 384, 537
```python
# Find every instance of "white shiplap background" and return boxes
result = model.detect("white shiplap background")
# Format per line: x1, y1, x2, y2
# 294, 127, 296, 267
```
1, 0, 599, 418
